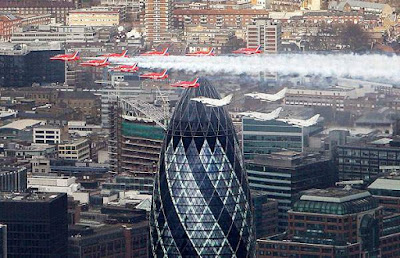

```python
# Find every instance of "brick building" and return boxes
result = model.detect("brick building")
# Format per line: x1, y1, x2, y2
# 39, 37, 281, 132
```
0, 14, 21, 41
257, 187, 400, 257
0, 0, 75, 24
173, 9, 269, 30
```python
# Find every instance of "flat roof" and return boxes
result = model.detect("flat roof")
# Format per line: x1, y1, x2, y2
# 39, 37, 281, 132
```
0, 119, 43, 130
368, 178, 400, 191
300, 188, 371, 203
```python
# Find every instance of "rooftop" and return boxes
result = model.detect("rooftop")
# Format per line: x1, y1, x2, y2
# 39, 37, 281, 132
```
248, 151, 330, 168
293, 187, 378, 215
300, 188, 371, 203
0, 119, 44, 131
368, 177, 400, 191
0, 192, 64, 202
174, 9, 269, 15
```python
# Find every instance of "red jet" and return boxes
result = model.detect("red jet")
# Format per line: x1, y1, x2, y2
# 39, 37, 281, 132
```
110, 63, 139, 73
101, 50, 129, 58
139, 69, 168, 80
50, 51, 80, 61
232, 45, 262, 55
80, 57, 110, 67
186, 48, 215, 56
140, 48, 169, 56
170, 78, 200, 88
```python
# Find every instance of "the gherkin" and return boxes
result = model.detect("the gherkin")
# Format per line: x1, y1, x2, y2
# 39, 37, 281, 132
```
150, 78, 255, 257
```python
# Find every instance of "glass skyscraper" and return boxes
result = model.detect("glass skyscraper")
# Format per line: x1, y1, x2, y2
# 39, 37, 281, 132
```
150, 78, 255, 257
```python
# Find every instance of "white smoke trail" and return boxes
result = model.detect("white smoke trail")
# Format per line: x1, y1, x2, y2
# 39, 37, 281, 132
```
115, 54, 400, 83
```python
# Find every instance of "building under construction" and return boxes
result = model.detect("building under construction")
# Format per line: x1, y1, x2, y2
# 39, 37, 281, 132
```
108, 94, 170, 193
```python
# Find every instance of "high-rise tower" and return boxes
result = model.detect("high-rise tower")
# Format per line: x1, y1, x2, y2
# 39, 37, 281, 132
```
150, 78, 255, 257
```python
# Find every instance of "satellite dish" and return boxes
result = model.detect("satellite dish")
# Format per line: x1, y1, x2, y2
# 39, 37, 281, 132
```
118, 26, 124, 32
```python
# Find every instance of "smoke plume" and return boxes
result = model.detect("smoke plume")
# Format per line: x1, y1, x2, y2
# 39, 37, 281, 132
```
117, 54, 400, 83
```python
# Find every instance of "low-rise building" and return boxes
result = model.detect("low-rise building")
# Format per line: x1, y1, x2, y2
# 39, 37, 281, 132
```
68, 121, 102, 137
58, 139, 90, 161
28, 175, 81, 196
33, 125, 68, 144
0, 14, 21, 41
68, 7, 122, 27
4, 143, 56, 159
11, 25, 97, 44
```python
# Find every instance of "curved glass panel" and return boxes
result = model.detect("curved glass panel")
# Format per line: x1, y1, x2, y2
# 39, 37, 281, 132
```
150, 78, 255, 257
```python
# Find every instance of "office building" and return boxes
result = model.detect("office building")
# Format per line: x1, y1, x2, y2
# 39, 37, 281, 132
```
28, 175, 81, 196
58, 139, 90, 161
247, 18, 281, 54
0, 166, 27, 192
31, 156, 51, 173
0, 43, 65, 88
5, 143, 56, 159
242, 118, 303, 159
11, 25, 97, 44
67, 121, 102, 137
337, 137, 400, 181
145, 0, 172, 44
33, 126, 66, 144
257, 187, 400, 257
246, 151, 336, 231
242, 108, 322, 160
252, 191, 278, 239
368, 175, 400, 213
68, 224, 126, 257
150, 79, 255, 256
0, 192, 68, 257
102, 175, 154, 194
0, 225, 6, 258
285, 88, 347, 111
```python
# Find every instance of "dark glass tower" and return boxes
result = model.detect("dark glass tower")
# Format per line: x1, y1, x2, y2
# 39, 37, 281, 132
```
150, 78, 255, 257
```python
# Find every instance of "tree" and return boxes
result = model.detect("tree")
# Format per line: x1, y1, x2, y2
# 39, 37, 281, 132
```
339, 23, 370, 52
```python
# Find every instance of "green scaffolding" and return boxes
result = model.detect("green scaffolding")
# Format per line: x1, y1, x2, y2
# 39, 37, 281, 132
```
122, 122, 165, 140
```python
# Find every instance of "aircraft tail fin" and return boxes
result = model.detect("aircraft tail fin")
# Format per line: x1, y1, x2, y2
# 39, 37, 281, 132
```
73, 51, 80, 58
270, 107, 283, 117
122, 50, 128, 57
307, 114, 320, 125
275, 88, 287, 99
222, 94, 233, 104
163, 48, 169, 55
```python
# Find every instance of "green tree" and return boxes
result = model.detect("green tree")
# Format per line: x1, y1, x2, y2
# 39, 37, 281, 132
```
339, 23, 370, 52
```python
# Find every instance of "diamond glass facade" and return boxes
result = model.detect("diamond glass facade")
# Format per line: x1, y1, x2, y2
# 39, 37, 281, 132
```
150, 78, 255, 257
